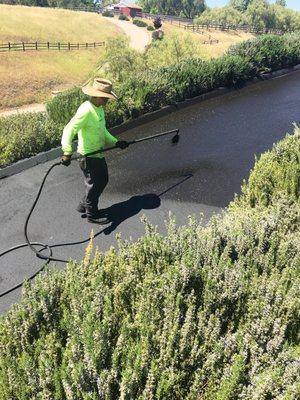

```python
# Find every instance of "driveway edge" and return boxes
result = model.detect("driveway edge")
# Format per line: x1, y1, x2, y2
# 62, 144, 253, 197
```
1, 63, 299, 180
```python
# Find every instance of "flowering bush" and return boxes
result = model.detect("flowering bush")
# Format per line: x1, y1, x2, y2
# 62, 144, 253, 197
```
0, 128, 299, 399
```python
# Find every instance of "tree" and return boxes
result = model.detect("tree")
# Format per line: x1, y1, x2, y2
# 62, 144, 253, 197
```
275, 0, 286, 6
138, 0, 206, 18
246, 0, 276, 30
181, 0, 206, 19
229, 0, 252, 12
195, 6, 247, 26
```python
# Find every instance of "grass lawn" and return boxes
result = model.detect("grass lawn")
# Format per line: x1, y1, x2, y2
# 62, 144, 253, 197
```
0, 5, 124, 109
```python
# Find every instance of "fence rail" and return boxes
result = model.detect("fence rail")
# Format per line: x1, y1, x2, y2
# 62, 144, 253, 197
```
0, 41, 105, 52
184, 24, 219, 44
192, 22, 285, 35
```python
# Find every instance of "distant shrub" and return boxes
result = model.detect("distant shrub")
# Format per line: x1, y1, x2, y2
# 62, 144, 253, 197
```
153, 16, 162, 29
102, 10, 114, 17
132, 19, 148, 27
152, 29, 164, 40
118, 13, 129, 21
147, 25, 155, 31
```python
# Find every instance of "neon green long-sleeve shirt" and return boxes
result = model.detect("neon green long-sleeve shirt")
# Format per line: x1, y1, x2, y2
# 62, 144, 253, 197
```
61, 100, 118, 158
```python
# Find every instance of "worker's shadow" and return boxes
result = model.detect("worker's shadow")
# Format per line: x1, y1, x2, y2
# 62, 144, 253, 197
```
100, 194, 161, 235
82, 174, 193, 236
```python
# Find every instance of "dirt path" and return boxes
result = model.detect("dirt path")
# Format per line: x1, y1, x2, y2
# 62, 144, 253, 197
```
107, 17, 152, 52
0, 18, 151, 117
0, 103, 46, 117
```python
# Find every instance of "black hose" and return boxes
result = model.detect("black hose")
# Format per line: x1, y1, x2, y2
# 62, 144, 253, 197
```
23, 162, 69, 264
0, 162, 65, 299
0, 128, 180, 299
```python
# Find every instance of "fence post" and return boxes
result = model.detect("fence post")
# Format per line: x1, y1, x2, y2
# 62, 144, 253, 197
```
47, 41, 49, 50
94, 42, 95, 48
22, 42, 25, 51
8, 42, 11, 51
58, 42, 60, 51
35, 41, 38, 50
86, 42, 88, 49
77, 43, 79, 49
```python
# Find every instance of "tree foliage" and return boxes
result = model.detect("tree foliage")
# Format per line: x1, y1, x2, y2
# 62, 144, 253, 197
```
137, 0, 206, 19
196, 0, 300, 31
275, 0, 286, 6
229, 0, 252, 12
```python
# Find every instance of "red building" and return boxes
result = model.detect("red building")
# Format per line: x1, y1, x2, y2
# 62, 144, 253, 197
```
114, 3, 143, 18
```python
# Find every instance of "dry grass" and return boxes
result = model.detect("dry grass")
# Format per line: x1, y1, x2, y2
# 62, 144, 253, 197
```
159, 20, 255, 58
0, 5, 124, 109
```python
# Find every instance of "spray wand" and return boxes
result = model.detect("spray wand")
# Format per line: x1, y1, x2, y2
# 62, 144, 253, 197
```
71, 128, 180, 160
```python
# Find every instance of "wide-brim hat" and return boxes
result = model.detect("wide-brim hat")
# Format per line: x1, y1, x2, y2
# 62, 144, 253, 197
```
82, 78, 117, 100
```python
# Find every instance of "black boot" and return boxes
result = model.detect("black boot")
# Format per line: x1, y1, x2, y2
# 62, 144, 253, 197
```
77, 203, 86, 213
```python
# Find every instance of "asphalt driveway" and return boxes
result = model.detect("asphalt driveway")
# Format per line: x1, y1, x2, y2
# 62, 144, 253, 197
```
0, 70, 299, 314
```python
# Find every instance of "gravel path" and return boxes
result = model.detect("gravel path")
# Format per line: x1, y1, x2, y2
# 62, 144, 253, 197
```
107, 17, 152, 52
0, 103, 46, 117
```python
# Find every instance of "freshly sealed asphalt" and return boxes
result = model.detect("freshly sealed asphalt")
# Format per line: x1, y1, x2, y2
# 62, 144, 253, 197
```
0, 71, 299, 315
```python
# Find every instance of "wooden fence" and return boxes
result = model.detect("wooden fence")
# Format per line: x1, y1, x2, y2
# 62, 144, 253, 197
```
141, 12, 286, 35
192, 22, 285, 35
183, 24, 219, 44
0, 41, 105, 52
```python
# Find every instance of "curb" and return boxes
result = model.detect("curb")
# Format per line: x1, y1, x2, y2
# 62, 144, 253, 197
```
1, 63, 299, 180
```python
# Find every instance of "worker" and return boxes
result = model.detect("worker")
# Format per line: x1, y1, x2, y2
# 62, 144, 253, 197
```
61, 78, 129, 225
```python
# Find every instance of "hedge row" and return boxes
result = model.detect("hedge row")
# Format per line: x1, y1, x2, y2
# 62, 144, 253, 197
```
1, 33, 300, 166
0, 113, 61, 166
0, 128, 299, 399
46, 33, 300, 126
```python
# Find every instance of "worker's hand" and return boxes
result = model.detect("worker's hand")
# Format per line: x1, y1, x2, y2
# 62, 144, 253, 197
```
116, 140, 129, 149
61, 155, 71, 166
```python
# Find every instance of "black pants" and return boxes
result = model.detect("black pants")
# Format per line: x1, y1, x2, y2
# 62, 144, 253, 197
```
79, 157, 109, 219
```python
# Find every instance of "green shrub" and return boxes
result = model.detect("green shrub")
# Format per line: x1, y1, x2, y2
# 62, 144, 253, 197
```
119, 13, 129, 21
132, 19, 148, 27
231, 126, 300, 209
102, 10, 114, 17
228, 33, 300, 72
0, 113, 61, 166
147, 25, 155, 31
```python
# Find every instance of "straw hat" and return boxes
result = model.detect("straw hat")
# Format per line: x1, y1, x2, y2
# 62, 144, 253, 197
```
82, 78, 117, 100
